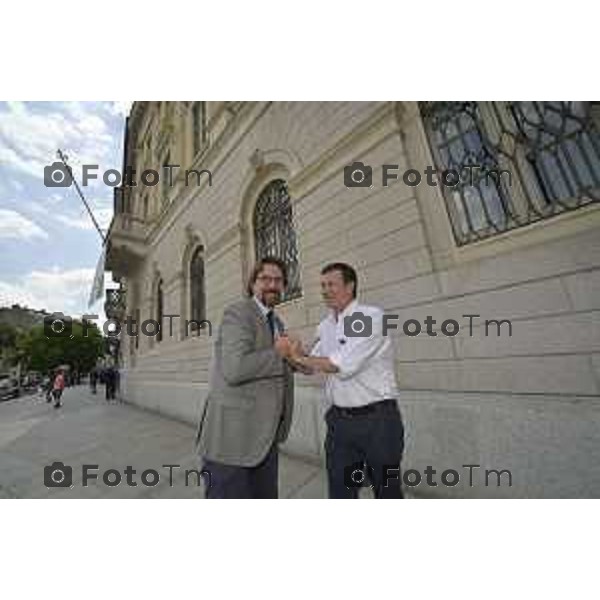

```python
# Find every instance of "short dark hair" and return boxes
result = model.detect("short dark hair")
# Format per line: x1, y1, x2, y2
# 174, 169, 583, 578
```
320, 262, 358, 298
246, 256, 288, 296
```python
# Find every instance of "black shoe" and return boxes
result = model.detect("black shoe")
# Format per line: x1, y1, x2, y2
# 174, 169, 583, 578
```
54, 402, 61, 409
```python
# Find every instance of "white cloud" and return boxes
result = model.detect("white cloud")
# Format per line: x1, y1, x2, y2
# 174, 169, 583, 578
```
0, 208, 48, 241
0, 266, 98, 318
24, 200, 112, 233
0, 265, 118, 332
53, 214, 94, 231
11, 178, 24, 193
54, 207, 113, 232
107, 101, 134, 117
26, 201, 51, 215
0, 101, 119, 188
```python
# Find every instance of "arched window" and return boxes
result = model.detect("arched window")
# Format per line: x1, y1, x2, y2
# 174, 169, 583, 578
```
156, 278, 164, 343
189, 245, 206, 334
253, 179, 301, 300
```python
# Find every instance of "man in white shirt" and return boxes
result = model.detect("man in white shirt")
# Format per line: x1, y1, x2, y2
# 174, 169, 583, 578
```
276, 262, 404, 499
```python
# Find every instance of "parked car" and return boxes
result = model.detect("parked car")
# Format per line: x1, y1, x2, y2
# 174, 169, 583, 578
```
20, 373, 41, 391
0, 376, 20, 402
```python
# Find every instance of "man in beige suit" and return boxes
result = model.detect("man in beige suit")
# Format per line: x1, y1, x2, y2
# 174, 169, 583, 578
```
195, 257, 295, 498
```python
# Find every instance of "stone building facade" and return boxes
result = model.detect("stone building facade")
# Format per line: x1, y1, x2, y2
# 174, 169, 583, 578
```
105, 101, 600, 498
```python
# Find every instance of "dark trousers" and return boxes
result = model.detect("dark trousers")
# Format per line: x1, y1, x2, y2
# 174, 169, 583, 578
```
52, 389, 63, 406
105, 382, 116, 400
203, 444, 279, 499
325, 400, 405, 499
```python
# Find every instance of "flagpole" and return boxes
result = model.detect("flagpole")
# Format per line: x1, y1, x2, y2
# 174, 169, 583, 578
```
56, 149, 107, 245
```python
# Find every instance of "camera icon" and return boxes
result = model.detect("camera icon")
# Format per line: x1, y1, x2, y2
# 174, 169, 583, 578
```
344, 462, 374, 489
44, 312, 73, 339
44, 461, 73, 488
44, 161, 73, 187
344, 161, 372, 188
344, 311, 372, 338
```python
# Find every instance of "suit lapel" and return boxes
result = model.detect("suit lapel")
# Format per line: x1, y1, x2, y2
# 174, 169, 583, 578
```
247, 297, 284, 341
273, 314, 285, 335
248, 298, 272, 344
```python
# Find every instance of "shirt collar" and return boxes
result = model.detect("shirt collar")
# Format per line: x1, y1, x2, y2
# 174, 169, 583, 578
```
253, 295, 271, 318
331, 299, 358, 323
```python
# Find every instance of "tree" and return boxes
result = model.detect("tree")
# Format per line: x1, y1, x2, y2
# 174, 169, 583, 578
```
0, 323, 18, 349
16, 319, 104, 375
0, 323, 20, 372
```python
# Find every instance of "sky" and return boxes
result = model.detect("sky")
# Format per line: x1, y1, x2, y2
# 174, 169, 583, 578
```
0, 101, 132, 325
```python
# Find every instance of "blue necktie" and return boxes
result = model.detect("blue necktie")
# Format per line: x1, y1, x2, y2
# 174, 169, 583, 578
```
266, 310, 276, 339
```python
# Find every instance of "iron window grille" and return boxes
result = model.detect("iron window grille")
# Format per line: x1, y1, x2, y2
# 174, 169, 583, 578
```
156, 279, 163, 343
104, 288, 126, 321
419, 101, 600, 245
189, 246, 206, 334
253, 179, 302, 301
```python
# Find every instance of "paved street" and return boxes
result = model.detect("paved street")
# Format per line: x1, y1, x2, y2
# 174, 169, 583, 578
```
0, 385, 331, 499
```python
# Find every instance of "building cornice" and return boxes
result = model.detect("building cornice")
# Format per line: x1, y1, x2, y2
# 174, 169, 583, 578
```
145, 101, 271, 248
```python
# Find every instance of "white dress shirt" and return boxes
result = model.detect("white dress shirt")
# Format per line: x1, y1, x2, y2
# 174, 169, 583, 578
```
310, 299, 399, 408
253, 296, 281, 337
253, 295, 270, 318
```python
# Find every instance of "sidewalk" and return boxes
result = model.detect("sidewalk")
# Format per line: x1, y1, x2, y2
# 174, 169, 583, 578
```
0, 385, 332, 499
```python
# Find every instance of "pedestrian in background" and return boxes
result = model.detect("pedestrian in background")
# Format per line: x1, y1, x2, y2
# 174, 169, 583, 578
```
90, 368, 98, 394
45, 370, 54, 403
104, 366, 116, 401
52, 368, 66, 409
114, 367, 121, 402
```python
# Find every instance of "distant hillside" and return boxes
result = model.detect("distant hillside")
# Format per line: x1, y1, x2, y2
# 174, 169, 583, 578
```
0, 304, 50, 331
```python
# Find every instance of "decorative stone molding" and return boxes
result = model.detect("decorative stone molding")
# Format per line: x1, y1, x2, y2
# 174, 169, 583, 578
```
184, 223, 202, 247
146, 102, 268, 249
152, 260, 160, 282
238, 147, 304, 228
250, 148, 265, 171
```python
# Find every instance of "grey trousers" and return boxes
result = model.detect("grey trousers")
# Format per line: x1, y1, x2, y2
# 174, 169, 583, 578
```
203, 444, 279, 499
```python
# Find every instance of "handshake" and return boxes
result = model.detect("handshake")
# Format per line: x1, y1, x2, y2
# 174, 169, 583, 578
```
273, 331, 337, 376
274, 334, 315, 375
274, 333, 305, 361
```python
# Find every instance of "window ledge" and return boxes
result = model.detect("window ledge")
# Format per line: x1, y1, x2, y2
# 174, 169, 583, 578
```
437, 201, 600, 269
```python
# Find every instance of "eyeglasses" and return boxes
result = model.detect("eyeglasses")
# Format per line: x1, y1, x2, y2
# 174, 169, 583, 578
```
256, 276, 284, 284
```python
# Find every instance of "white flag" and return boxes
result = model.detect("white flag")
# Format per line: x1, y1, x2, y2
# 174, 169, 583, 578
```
88, 247, 106, 308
